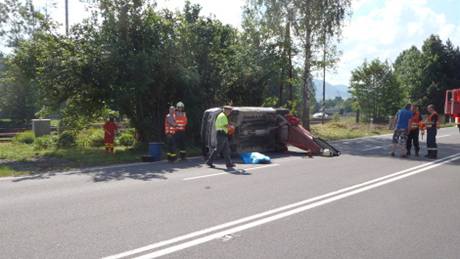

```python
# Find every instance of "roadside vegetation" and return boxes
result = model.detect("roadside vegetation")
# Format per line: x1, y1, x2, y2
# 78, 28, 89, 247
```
311, 117, 392, 141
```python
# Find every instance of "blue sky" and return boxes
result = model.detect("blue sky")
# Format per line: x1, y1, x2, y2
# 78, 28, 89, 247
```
4, 0, 460, 86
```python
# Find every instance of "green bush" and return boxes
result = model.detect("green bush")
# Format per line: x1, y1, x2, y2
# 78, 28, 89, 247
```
13, 131, 35, 144
118, 131, 135, 146
58, 131, 76, 148
34, 135, 57, 150
77, 128, 105, 148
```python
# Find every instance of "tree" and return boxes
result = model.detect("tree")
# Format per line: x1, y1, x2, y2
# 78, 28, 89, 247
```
393, 46, 424, 102
393, 35, 460, 113
246, 0, 351, 129
350, 59, 404, 121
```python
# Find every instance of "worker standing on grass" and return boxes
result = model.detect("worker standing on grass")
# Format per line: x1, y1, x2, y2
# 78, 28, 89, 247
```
164, 106, 177, 162
391, 104, 413, 158
425, 104, 440, 159
406, 105, 424, 157
206, 106, 235, 169
103, 117, 118, 154
175, 101, 188, 160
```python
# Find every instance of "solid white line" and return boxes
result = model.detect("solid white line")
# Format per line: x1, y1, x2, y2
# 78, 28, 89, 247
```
134, 153, 460, 259
183, 164, 280, 181
362, 146, 383, 151
103, 154, 459, 259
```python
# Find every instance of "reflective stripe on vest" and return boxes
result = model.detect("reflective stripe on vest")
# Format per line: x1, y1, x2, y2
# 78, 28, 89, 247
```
426, 112, 440, 129
175, 113, 187, 132
410, 112, 421, 129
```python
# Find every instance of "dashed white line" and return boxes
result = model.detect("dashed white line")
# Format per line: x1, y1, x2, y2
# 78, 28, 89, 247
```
362, 146, 384, 151
183, 164, 280, 181
437, 134, 451, 138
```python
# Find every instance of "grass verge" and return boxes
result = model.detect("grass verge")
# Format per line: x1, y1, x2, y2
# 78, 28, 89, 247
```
0, 165, 30, 178
311, 118, 392, 141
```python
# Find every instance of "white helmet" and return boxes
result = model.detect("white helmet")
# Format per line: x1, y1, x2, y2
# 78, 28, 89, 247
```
176, 101, 185, 108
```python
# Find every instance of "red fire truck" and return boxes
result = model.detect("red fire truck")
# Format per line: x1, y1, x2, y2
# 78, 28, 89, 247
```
444, 88, 460, 132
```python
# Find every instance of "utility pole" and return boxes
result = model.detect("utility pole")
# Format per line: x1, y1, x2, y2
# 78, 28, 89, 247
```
65, 0, 69, 35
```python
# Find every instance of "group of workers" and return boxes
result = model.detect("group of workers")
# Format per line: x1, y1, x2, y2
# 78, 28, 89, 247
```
164, 102, 189, 162
391, 103, 440, 159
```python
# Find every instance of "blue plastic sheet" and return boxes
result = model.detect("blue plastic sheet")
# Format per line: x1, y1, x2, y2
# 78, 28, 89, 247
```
240, 152, 271, 164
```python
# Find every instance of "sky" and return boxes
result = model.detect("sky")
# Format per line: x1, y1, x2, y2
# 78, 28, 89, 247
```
6, 0, 460, 86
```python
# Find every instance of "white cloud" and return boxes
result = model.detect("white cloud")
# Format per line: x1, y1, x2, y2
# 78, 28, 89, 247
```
327, 0, 460, 86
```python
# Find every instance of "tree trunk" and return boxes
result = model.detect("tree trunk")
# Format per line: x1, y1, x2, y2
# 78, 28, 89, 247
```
302, 25, 312, 130
286, 21, 293, 102
279, 67, 284, 107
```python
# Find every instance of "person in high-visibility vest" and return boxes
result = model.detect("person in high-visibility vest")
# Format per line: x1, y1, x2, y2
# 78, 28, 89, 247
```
175, 101, 188, 160
164, 106, 177, 162
103, 117, 118, 153
406, 105, 424, 156
424, 104, 440, 159
206, 106, 235, 169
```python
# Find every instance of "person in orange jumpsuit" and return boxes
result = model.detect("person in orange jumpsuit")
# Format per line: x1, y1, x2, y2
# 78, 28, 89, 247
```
103, 117, 118, 153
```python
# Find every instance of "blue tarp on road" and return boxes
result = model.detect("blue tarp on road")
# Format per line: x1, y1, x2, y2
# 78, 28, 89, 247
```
240, 152, 271, 164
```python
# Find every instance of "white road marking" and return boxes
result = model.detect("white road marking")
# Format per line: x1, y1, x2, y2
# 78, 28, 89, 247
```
438, 135, 451, 138
245, 164, 280, 171
104, 153, 460, 259
183, 173, 227, 181
132, 153, 460, 259
183, 164, 280, 181
362, 146, 384, 151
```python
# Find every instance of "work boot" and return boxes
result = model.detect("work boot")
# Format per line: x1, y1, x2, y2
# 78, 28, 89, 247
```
206, 162, 216, 168
425, 151, 435, 159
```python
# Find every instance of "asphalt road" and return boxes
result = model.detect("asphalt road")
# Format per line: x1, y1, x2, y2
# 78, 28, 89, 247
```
1, 127, 459, 259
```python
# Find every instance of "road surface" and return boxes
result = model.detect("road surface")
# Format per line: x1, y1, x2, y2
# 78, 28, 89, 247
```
1, 127, 459, 259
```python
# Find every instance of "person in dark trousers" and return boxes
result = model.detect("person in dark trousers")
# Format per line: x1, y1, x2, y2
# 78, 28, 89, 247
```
174, 101, 188, 160
206, 106, 235, 169
391, 104, 413, 158
406, 105, 424, 156
164, 106, 177, 162
425, 104, 440, 159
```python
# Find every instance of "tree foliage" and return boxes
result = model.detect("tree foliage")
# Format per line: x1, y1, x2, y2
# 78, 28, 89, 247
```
350, 59, 403, 121
394, 35, 460, 112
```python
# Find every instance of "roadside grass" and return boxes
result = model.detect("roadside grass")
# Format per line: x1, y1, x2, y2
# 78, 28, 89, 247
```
311, 117, 392, 141
0, 142, 202, 177
0, 165, 30, 177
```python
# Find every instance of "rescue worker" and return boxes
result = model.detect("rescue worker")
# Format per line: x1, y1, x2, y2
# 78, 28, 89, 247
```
424, 104, 440, 159
206, 106, 235, 169
391, 104, 413, 158
164, 106, 177, 162
103, 117, 118, 153
174, 101, 188, 160
406, 105, 424, 157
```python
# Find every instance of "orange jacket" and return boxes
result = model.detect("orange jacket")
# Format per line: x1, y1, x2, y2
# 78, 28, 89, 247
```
175, 112, 188, 132
409, 111, 424, 131
425, 112, 440, 129
164, 114, 176, 135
